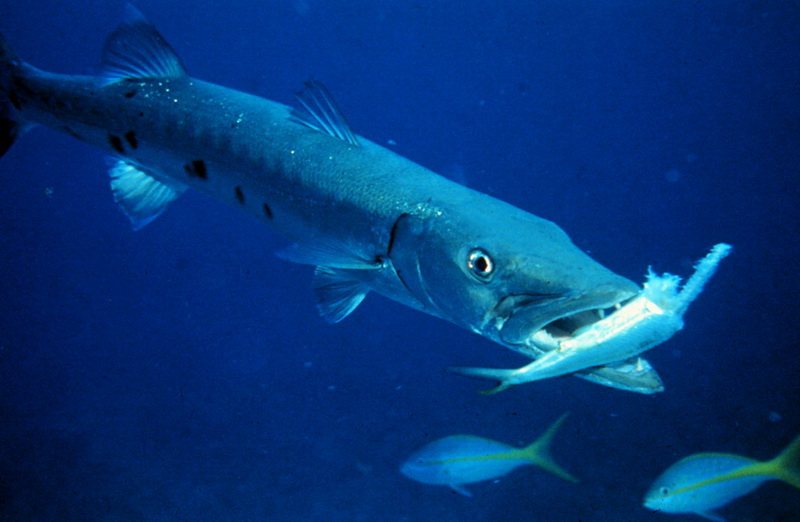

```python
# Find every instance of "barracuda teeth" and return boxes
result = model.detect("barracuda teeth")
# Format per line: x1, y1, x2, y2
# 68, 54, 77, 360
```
614, 303, 622, 310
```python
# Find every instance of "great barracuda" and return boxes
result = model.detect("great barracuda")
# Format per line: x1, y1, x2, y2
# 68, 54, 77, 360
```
0, 8, 727, 394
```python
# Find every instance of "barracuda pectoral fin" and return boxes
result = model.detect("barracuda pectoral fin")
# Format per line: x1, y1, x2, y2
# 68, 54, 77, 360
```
278, 242, 384, 322
109, 159, 186, 230
276, 242, 384, 270
101, 4, 188, 83
312, 266, 370, 324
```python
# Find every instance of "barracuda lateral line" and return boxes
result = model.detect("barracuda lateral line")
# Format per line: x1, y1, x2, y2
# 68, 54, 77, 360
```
0, 7, 730, 394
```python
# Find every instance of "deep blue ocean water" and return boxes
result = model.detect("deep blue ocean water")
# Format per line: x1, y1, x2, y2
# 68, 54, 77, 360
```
1, 1, 798, 520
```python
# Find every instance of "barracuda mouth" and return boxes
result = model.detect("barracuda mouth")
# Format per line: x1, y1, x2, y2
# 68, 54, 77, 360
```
526, 297, 638, 352
495, 286, 639, 349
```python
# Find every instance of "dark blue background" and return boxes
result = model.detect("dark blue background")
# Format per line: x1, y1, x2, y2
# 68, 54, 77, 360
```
1, 1, 798, 520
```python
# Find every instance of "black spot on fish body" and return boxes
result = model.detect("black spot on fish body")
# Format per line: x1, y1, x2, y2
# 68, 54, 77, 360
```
124, 89, 137, 98
138, 111, 144, 118
183, 159, 207, 180
108, 134, 124, 154
234, 186, 245, 204
124, 130, 138, 150
262, 203, 273, 219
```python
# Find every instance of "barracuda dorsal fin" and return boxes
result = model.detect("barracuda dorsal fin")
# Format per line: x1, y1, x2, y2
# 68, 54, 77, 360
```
101, 4, 188, 83
313, 267, 369, 323
290, 81, 360, 146
109, 159, 186, 230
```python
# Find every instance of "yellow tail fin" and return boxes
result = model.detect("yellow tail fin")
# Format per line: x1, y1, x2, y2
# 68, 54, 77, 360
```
768, 434, 800, 489
520, 412, 579, 483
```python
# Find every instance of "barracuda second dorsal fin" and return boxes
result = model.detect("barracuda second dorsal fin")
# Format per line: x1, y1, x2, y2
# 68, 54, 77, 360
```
290, 81, 360, 147
101, 4, 188, 83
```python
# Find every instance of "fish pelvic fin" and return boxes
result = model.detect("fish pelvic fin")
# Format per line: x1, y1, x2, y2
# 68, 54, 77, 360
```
767, 433, 800, 489
520, 413, 579, 483
101, 4, 188, 83
449, 483, 472, 497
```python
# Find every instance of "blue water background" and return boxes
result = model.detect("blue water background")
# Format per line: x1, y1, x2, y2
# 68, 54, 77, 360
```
1, 1, 798, 520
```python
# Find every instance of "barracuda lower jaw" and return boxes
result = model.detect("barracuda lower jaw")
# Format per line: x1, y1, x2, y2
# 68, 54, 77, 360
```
526, 298, 636, 351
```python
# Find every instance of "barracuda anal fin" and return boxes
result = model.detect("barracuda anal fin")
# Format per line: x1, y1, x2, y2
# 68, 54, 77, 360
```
109, 159, 186, 230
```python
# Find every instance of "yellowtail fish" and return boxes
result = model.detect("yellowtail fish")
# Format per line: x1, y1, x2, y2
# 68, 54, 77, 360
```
400, 413, 577, 497
644, 434, 800, 521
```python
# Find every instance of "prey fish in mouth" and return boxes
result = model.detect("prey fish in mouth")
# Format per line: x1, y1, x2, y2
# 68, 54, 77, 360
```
451, 243, 732, 394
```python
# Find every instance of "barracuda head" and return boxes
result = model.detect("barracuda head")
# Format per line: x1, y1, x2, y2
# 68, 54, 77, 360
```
390, 199, 640, 351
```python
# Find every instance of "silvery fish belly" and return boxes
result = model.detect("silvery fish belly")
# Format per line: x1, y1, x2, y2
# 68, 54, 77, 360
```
451, 244, 731, 393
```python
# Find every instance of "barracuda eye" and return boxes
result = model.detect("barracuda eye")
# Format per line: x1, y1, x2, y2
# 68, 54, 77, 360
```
466, 248, 495, 281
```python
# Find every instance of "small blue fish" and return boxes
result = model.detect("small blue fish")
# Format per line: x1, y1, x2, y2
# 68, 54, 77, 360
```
644, 434, 800, 521
400, 413, 577, 497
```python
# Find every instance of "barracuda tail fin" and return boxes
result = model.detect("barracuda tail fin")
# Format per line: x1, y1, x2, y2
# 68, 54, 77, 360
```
0, 33, 23, 158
